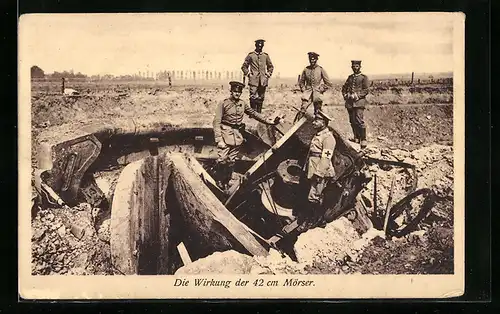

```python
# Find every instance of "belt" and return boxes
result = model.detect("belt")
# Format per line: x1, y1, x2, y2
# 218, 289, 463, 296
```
221, 121, 244, 129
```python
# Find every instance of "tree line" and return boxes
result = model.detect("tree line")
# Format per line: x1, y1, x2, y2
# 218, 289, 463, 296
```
31, 65, 283, 82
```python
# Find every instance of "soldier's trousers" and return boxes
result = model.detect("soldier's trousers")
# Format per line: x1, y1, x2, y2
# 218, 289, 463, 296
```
347, 107, 366, 139
215, 144, 240, 186
249, 85, 267, 112
308, 175, 328, 204
301, 91, 323, 114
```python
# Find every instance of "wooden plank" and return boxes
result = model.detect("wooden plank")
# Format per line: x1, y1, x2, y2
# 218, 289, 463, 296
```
183, 154, 223, 195
110, 160, 144, 275
169, 153, 269, 257
157, 153, 172, 274
110, 155, 174, 275
224, 117, 308, 206
177, 242, 192, 265
245, 117, 307, 178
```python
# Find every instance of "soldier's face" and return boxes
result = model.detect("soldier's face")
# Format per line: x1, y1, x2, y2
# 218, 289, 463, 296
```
312, 118, 325, 129
309, 57, 318, 66
231, 90, 242, 100
255, 42, 264, 51
352, 64, 361, 73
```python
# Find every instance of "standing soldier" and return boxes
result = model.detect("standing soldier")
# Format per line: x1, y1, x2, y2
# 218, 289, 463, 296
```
299, 52, 334, 115
213, 81, 280, 191
241, 39, 274, 113
303, 110, 336, 224
341, 60, 370, 149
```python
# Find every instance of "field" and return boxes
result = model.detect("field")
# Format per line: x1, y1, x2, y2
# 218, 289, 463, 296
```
30, 78, 455, 275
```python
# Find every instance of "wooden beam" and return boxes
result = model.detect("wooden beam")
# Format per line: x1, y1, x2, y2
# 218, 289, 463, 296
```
177, 242, 192, 265
245, 117, 307, 178
183, 154, 223, 195
169, 153, 269, 257
224, 117, 308, 206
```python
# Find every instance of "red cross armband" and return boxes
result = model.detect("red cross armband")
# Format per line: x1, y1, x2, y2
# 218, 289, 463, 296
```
321, 149, 333, 159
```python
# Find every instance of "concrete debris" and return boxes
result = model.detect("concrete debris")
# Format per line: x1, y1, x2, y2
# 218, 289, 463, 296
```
174, 250, 260, 275
56, 225, 66, 237
31, 206, 113, 275
32, 228, 46, 242
294, 217, 360, 266
406, 230, 427, 246
254, 249, 307, 275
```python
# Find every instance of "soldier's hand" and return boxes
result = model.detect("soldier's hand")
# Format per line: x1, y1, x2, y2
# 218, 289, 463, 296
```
217, 141, 227, 149
272, 116, 281, 125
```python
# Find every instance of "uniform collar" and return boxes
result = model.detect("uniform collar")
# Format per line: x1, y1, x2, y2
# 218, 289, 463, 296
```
316, 127, 329, 136
353, 72, 362, 76
254, 50, 263, 55
229, 97, 242, 104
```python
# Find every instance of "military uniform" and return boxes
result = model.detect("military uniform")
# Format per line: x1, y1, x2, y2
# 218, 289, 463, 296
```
299, 52, 333, 114
341, 60, 370, 147
213, 81, 274, 188
241, 39, 274, 113
306, 111, 336, 204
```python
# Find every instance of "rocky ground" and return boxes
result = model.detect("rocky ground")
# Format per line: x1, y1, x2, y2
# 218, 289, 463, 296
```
30, 83, 455, 275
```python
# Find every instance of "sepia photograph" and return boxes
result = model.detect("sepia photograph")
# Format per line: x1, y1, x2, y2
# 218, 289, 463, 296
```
19, 12, 465, 299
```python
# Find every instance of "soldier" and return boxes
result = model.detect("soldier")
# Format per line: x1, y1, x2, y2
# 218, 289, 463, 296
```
299, 52, 334, 115
303, 110, 336, 223
213, 81, 280, 191
241, 39, 274, 113
341, 60, 370, 149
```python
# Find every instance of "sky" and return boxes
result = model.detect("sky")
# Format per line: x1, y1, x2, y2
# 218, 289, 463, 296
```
19, 13, 459, 79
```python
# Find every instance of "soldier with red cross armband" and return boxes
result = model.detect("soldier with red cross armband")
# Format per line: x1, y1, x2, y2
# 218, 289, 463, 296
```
305, 110, 336, 217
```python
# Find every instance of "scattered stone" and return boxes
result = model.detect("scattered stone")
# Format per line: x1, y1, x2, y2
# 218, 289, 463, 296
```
249, 265, 274, 275
56, 226, 66, 237
73, 252, 89, 269
294, 217, 360, 266
32, 228, 46, 241
175, 250, 259, 275
97, 219, 111, 243
407, 230, 428, 245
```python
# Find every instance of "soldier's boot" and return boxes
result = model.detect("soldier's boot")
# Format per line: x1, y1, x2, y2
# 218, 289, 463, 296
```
349, 124, 360, 143
255, 100, 263, 113
359, 126, 367, 149
250, 99, 258, 111
313, 102, 322, 115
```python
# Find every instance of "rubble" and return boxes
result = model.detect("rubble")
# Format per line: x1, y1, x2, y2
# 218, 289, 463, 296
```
174, 250, 261, 275
31, 206, 114, 276
294, 217, 360, 267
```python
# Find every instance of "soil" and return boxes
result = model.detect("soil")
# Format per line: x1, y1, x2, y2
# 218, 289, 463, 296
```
30, 82, 455, 275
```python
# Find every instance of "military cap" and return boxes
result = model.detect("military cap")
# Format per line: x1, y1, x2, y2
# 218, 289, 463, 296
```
351, 60, 362, 65
229, 81, 245, 92
255, 39, 265, 43
308, 52, 320, 58
315, 110, 332, 123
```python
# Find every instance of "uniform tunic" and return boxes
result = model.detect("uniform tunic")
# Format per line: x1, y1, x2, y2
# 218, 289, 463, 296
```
299, 65, 334, 105
306, 128, 336, 203
213, 97, 269, 162
241, 51, 274, 87
341, 73, 370, 109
